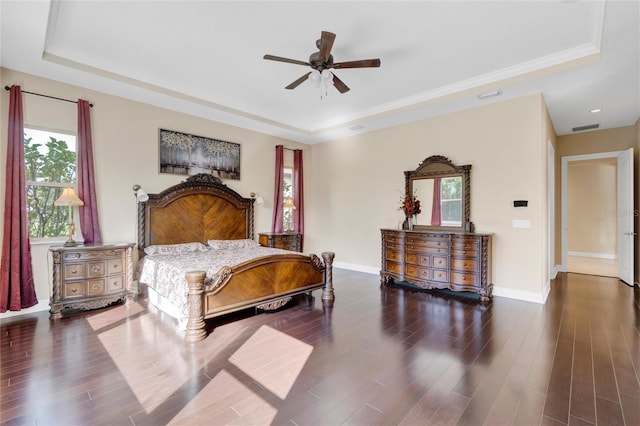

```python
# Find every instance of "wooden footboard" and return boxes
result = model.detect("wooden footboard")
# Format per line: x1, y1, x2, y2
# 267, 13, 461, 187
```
184, 252, 335, 343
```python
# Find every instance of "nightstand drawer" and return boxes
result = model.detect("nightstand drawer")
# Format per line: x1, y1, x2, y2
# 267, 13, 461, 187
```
108, 259, 124, 275
64, 282, 86, 298
64, 263, 85, 280
87, 261, 107, 278
108, 276, 124, 293
88, 279, 106, 295
258, 232, 301, 252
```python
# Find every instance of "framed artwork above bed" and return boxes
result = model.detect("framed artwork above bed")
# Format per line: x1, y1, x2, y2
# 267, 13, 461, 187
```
159, 128, 240, 180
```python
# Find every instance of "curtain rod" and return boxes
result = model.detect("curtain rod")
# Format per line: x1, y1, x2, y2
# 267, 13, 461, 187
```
4, 86, 93, 107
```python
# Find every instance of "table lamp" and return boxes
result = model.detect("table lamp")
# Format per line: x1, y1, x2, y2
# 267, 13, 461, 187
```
54, 187, 84, 247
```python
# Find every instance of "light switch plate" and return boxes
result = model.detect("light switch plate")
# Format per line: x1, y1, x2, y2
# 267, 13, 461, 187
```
512, 219, 531, 228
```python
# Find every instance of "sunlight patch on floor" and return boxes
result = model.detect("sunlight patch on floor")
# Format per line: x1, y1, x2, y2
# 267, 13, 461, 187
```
230, 324, 314, 400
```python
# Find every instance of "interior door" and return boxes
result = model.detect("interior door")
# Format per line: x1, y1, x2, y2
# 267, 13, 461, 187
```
617, 148, 634, 285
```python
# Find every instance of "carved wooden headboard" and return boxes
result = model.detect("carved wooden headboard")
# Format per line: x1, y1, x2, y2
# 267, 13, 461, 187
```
137, 174, 254, 256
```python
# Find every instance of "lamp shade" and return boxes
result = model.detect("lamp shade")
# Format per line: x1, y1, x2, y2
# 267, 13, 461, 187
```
54, 187, 84, 207
283, 197, 296, 209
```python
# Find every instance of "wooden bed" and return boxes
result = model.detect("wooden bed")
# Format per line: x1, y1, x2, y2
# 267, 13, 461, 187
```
137, 173, 335, 343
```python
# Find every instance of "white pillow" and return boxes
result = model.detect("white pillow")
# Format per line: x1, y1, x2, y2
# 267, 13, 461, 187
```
143, 242, 208, 256
207, 239, 259, 250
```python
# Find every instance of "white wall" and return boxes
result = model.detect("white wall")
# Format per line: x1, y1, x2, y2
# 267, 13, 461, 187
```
1, 68, 551, 310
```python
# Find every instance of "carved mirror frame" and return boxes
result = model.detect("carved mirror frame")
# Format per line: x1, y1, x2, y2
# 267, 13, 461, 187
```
405, 155, 471, 232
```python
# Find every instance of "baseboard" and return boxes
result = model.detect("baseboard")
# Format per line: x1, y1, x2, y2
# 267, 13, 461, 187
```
568, 251, 618, 260
492, 286, 546, 304
333, 261, 379, 275
0, 299, 49, 320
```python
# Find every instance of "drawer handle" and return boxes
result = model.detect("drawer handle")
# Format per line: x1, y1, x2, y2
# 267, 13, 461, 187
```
92, 284, 100, 290
70, 288, 77, 293
74, 253, 81, 258
112, 264, 120, 270
92, 266, 102, 273
70, 268, 79, 275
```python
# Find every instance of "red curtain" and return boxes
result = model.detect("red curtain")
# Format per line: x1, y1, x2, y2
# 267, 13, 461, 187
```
431, 177, 442, 226
0, 85, 38, 312
77, 99, 102, 245
271, 145, 284, 233
293, 149, 304, 250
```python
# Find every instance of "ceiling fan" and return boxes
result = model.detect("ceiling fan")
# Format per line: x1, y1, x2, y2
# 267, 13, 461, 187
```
263, 31, 381, 94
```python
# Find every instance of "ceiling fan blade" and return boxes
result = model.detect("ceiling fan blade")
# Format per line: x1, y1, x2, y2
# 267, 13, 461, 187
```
331, 58, 381, 69
263, 54, 310, 66
332, 73, 350, 94
285, 72, 312, 90
319, 31, 336, 62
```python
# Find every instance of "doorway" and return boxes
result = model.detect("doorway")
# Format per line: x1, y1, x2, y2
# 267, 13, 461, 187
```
566, 157, 618, 276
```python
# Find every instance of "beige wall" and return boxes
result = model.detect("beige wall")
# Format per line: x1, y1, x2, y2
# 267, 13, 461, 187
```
637, 118, 640, 284
0, 68, 306, 302
308, 94, 549, 299
0, 67, 583, 305
567, 159, 617, 255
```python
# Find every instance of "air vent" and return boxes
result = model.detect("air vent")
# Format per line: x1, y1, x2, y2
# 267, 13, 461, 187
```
572, 123, 599, 132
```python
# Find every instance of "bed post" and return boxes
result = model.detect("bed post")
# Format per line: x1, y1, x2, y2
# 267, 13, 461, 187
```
185, 270, 207, 343
321, 252, 335, 302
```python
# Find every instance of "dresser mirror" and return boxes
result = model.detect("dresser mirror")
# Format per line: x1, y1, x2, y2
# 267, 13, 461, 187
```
405, 155, 471, 232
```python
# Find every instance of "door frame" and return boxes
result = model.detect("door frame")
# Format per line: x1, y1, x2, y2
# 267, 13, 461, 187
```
560, 150, 624, 272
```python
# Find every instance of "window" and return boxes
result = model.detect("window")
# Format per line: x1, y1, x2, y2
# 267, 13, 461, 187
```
283, 166, 294, 231
24, 127, 77, 239
440, 176, 462, 226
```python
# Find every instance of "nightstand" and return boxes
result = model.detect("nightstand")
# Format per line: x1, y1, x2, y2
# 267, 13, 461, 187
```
49, 243, 135, 319
258, 232, 301, 252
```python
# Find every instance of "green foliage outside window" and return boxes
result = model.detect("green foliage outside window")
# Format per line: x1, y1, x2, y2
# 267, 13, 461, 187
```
441, 176, 462, 225
24, 134, 77, 238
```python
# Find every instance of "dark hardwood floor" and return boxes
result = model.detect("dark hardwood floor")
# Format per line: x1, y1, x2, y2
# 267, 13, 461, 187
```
1, 269, 639, 425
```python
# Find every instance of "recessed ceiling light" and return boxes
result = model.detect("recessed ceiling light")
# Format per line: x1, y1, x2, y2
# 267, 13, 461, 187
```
477, 89, 502, 100
589, 108, 602, 113
350, 125, 364, 131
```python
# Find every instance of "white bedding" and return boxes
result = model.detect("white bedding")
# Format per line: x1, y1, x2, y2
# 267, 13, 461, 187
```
137, 245, 291, 328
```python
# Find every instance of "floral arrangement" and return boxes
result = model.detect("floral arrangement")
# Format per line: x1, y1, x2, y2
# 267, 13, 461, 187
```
400, 193, 421, 216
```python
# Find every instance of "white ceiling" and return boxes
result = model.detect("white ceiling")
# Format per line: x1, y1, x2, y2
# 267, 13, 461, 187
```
1, 1, 638, 144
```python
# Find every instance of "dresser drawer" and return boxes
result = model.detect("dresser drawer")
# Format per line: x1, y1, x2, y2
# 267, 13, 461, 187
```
452, 272, 479, 286
432, 269, 449, 282
386, 250, 403, 261
451, 258, 479, 272
451, 248, 479, 257
406, 265, 430, 279
385, 261, 403, 274
88, 279, 106, 296
432, 255, 449, 269
424, 246, 448, 254
405, 253, 430, 266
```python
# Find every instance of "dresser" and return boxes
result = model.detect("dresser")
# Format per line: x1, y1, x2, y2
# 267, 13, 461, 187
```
49, 243, 135, 318
258, 232, 301, 252
380, 229, 493, 301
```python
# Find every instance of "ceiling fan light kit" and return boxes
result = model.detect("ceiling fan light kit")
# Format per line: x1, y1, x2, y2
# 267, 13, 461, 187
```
264, 31, 381, 97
